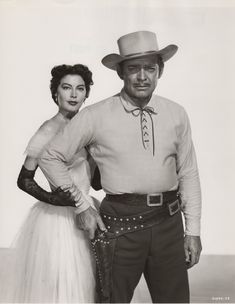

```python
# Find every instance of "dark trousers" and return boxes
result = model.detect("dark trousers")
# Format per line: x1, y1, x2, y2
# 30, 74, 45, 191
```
100, 198, 189, 303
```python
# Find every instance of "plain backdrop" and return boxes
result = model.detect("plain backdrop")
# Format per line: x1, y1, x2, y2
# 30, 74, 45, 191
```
0, 0, 235, 255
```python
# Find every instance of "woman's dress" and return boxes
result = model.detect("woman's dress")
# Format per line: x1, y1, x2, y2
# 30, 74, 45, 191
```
0, 113, 96, 303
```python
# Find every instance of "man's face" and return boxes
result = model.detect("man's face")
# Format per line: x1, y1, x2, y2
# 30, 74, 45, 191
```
121, 56, 159, 106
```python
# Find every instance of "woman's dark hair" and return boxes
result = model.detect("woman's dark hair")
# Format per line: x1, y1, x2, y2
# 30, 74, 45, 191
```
50, 64, 93, 104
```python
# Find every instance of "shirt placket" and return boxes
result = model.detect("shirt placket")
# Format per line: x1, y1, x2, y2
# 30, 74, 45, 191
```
119, 93, 156, 156
141, 111, 152, 152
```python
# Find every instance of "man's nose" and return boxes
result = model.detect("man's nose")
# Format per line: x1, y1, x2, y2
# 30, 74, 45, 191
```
137, 68, 147, 81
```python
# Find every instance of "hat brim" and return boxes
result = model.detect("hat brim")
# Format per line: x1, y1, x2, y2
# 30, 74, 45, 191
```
102, 44, 178, 70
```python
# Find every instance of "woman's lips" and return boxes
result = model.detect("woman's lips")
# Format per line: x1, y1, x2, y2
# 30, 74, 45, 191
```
68, 101, 78, 106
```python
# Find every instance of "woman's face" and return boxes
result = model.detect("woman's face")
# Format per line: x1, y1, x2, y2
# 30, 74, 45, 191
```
56, 74, 86, 116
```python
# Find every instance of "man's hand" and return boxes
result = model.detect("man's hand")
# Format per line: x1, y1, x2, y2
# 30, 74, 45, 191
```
76, 206, 106, 239
184, 235, 202, 269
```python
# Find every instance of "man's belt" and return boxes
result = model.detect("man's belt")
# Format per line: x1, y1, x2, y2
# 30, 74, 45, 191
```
105, 189, 179, 207
103, 191, 181, 237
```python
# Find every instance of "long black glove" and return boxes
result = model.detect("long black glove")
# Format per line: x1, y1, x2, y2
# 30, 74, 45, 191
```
17, 165, 76, 207
91, 166, 102, 191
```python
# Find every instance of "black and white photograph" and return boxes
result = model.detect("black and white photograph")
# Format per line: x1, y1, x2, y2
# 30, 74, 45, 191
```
0, 0, 234, 303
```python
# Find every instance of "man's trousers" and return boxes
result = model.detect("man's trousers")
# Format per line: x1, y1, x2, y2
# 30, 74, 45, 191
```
99, 197, 190, 303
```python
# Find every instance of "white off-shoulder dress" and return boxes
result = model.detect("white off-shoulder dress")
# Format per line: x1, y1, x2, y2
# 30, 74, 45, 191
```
0, 113, 97, 303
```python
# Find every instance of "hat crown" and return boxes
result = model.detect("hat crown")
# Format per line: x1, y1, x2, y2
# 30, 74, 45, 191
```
101, 30, 178, 70
118, 31, 159, 57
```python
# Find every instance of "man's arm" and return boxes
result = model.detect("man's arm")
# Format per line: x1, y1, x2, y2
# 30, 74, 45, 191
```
39, 108, 106, 238
177, 108, 202, 267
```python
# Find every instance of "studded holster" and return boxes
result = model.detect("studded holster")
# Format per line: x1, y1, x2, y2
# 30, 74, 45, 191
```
91, 230, 116, 303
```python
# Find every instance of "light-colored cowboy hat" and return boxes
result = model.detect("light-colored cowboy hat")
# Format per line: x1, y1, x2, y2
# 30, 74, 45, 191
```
102, 31, 178, 71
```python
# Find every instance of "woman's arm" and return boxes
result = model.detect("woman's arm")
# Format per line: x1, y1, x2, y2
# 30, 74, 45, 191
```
91, 166, 102, 191
17, 156, 76, 206
86, 151, 102, 191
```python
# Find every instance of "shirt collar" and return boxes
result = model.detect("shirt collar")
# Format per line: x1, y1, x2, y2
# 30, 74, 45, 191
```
120, 89, 157, 113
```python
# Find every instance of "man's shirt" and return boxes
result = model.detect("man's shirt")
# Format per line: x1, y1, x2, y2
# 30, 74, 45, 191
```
39, 91, 201, 235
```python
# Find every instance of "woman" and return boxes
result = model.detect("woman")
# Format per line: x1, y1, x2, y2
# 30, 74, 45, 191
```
1, 64, 99, 303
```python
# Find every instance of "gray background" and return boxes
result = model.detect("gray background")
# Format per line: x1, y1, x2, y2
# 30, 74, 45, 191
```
0, 0, 234, 256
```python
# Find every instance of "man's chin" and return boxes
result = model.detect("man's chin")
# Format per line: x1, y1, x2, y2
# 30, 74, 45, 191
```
133, 92, 152, 100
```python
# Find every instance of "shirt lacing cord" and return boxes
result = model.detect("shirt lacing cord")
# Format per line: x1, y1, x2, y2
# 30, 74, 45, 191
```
130, 106, 157, 156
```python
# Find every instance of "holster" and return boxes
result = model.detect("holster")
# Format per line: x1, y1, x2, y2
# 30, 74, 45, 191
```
91, 230, 116, 303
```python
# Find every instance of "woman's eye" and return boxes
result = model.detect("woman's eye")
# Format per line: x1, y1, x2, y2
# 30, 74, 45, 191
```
62, 86, 70, 90
78, 87, 85, 91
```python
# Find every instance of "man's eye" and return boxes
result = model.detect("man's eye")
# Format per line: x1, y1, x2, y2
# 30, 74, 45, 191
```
128, 67, 138, 73
145, 66, 156, 72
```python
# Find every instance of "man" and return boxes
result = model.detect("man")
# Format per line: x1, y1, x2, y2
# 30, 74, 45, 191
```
39, 31, 202, 303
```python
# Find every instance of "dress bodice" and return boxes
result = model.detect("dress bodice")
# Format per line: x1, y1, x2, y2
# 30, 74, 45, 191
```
25, 112, 91, 194
67, 148, 91, 194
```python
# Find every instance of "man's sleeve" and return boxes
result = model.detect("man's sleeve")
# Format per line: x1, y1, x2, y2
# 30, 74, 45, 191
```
177, 109, 202, 236
39, 107, 94, 213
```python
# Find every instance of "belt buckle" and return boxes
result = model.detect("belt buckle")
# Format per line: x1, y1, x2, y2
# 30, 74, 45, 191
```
147, 193, 163, 206
168, 199, 180, 216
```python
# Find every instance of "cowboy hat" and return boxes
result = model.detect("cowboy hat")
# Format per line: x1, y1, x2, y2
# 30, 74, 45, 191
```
102, 31, 178, 70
